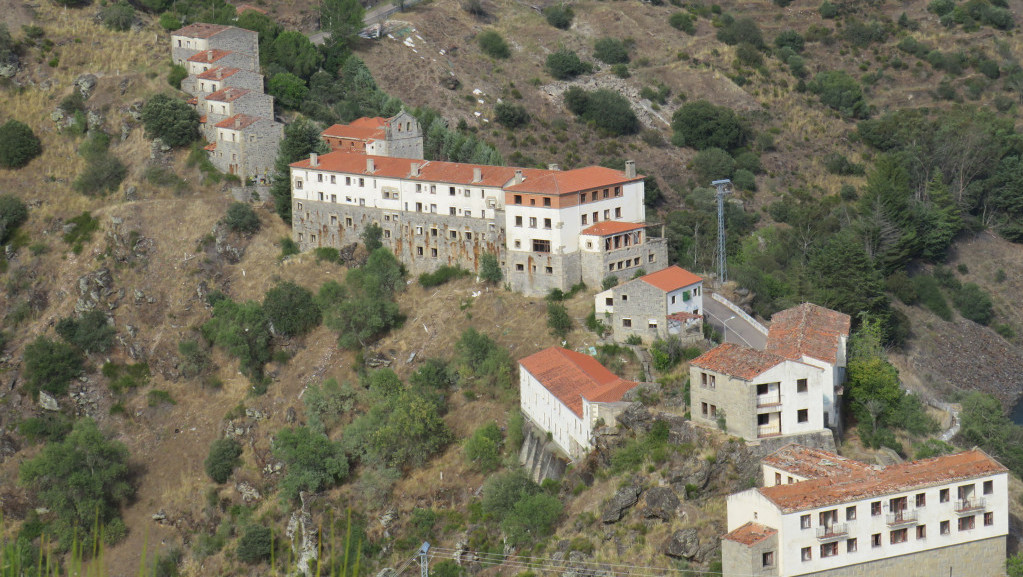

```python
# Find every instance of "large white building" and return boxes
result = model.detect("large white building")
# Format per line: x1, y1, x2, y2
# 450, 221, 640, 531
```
289, 150, 668, 296
518, 347, 638, 459
723, 444, 1009, 577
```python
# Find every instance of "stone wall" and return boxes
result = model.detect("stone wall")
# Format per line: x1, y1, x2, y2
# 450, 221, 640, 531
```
210, 120, 283, 181
383, 111, 424, 159
581, 237, 668, 287
795, 536, 1004, 577
722, 533, 778, 577
748, 429, 836, 457
608, 277, 665, 342
518, 417, 568, 484
504, 250, 581, 296
690, 372, 756, 439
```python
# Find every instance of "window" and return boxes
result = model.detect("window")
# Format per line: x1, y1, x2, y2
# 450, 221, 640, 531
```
959, 516, 975, 531
331, 194, 337, 203
533, 239, 551, 253
593, 211, 599, 222
431, 228, 438, 237
701, 402, 708, 416
871, 534, 881, 548
985, 512, 994, 526
415, 226, 423, 235
545, 266, 553, 274
450, 207, 456, 216
317, 174, 323, 182
543, 197, 551, 207
800, 515, 811, 530
430, 204, 437, 213
775, 472, 782, 485
358, 178, 365, 187
544, 218, 552, 229
465, 211, 471, 218
297, 202, 303, 211
846, 506, 856, 521
515, 263, 524, 271
606, 297, 613, 306
940, 488, 950, 503
846, 538, 857, 553
940, 520, 950, 535
916, 525, 926, 539
330, 215, 338, 225
797, 409, 809, 423
416, 247, 424, 256
984, 480, 994, 495
515, 216, 523, 227
345, 217, 353, 227
916, 493, 926, 508
579, 193, 586, 203
622, 318, 632, 328
529, 217, 537, 228
615, 186, 622, 196
430, 185, 436, 194
514, 195, 522, 205
648, 321, 657, 329
871, 502, 881, 516
450, 230, 458, 239
514, 240, 522, 248
761, 552, 774, 568
465, 232, 472, 240
449, 186, 455, 196
330, 175, 336, 184
701, 372, 716, 389
604, 209, 610, 220
581, 214, 588, 225
820, 543, 837, 558
603, 188, 609, 198
295, 179, 303, 189
346, 177, 352, 185
797, 379, 808, 393
621, 294, 628, 301
431, 248, 438, 257
648, 253, 655, 263
416, 183, 422, 192
614, 207, 622, 218
384, 230, 391, 239
800, 547, 811, 562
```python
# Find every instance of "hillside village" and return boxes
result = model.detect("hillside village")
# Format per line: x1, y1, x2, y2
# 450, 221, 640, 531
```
4, 1, 1023, 577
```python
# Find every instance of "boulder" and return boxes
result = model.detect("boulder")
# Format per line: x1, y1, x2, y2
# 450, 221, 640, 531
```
663, 528, 700, 559
643, 487, 680, 521
75, 74, 98, 98
615, 402, 652, 432
668, 457, 711, 492
38, 391, 60, 411
602, 484, 642, 524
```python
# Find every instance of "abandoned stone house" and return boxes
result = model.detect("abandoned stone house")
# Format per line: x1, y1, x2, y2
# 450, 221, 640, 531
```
321, 111, 424, 159
205, 114, 283, 182
185, 49, 258, 78
288, 147, 669, 296
723, 444, 1008, 577
171, 23, 259, 68
594, 265, 704, 343
197, 87, 274, 139
518, 346, 638, 459
184, 66, 265, 99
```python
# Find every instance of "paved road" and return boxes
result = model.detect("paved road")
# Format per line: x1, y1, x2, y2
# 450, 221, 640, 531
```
704, 295, 768, 350
309, 2, 411, 45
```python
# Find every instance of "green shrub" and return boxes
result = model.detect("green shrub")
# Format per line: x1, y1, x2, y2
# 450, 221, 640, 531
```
650, 335, 686, 372
732, 168, 756, 191
716, 16, 764, 48
268, 72, 309, 109
159, 12, 182, 31
911, 275, 952, 321
280, 236, 300, 258
263, 281, 321, 336
886, 271, 917, 304
547, 302, 573, 339
100, 1, 135, 31
593, 37, 630, 64
479, 252, 502, 283
273, 426, 349, 501
464, 422, 503, 472
18, 413, 73, 444
62, 211, 99, 253
546, 49, 592, 80
237, 525, 273, 564
774, 30, 804, 53
141, 94, 200, 147
544, 4, 574, 29
178, 339, 210, 378
202, 298, 272, 382
314, 246, 341, 263
224, 202, 260, 234
625, 334, 642, 345
103, 361, 150, 393
818, 0, 839, 18
563, 87, 638, 135
611, 63, 630, 78
56, 310, 115, 354
823, 152, 865, 175
669, 12, 695, 33
74, 151, 127, 196
670, 100, 749, 151
362, 223, 383, 251
303, 378, 357, 434
148, 389, 176, 406
602, 275, 619, 290
478, 30, 510, 59
419, 265, 471, 287
952, 282, 994, 325
692, 147, 735, 182
23, 336, 84, 398
0, 121, 42, 169
808, 70, 869, 118
205, 438, 243, 483
0, 194, 29, 244
495, 102, 530, 129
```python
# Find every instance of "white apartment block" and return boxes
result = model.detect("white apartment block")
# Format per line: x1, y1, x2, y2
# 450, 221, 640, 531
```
289, 150, 668, 296
723, 444, 1009, 577
518, 347, 638, 459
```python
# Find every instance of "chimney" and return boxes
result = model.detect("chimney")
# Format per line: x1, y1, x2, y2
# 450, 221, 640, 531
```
548, 163, 560, 171
410, 163, 420, 177
310, 152, 318, 167
234, 117, 240, 129
473, 167, 482, 183
625, 160, 636, 179
216, 68, 222, 80
367, 158, 375, 173
512, 169, 524, 185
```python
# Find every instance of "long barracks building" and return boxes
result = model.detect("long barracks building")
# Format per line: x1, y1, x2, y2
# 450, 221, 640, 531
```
289, 150, 668, 296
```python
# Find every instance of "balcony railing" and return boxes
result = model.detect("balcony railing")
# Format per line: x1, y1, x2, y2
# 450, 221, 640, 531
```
756, 393, 781, 407
955, 498, 986, 514
816, 524, 848, 540
886, 510, 918, 526
757, 424, 781, 438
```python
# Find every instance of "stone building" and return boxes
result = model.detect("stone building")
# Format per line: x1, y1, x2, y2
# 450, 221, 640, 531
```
518, 347, 637, 460
183, 66, 265, 98
185, 49, 258, 77
594, 265, 703, 343
321, 111, 424, 159
723, 444, 1009, 577
288, 150, 668, 296
198, 87, 274, 140
206, 114, 283, 181
171, 24, 259, 68
689, 342, 827, 441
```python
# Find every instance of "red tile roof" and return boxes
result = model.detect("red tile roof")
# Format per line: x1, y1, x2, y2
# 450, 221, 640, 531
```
505, 165, 641, 195
667, 311, 701, 322
722, 522, 777, 545
215, 113, 262, 130
581, 221, 645, 236
519, 347, 637, 417
322, 117, 388, 141
690, 342, 791, 380
759, 448, 1007, 513
640, 265, 703, 292
174, 23, 230, 39
197, 66, 240, 80
767, 303, 851, 365
292, 151, 636, 194
205, 87, 251, 102
204, 142, 217, 151
762, 444, 873, 480
187, 49, 233, 63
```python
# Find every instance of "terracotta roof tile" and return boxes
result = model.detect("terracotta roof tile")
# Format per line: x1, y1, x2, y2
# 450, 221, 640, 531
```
722, 522, 777, 545
762, 444, 873, 480
505, 165, 642, 195
690, 342, 790, 380
322, 118, 388, 141
174, 23, 230, 39
767, 303, 851, 365
197, 66, 240, 80
581, 221, 645, 236
519, 347, 637, 417
215, 113, 262, 130
187, 49, 233, 63
759, 448, 1007, 513
640, 266, 703, 292
204, 142, 217, 151
205, 87, 251, 102
667, 311, 701, 322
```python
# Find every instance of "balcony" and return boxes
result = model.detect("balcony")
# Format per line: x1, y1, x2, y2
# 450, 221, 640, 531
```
816, 524, 848, 541
886, 510, 918, 526
955, 498, 986, 514
757, 424, 781, 438
756, 393, 781, 407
